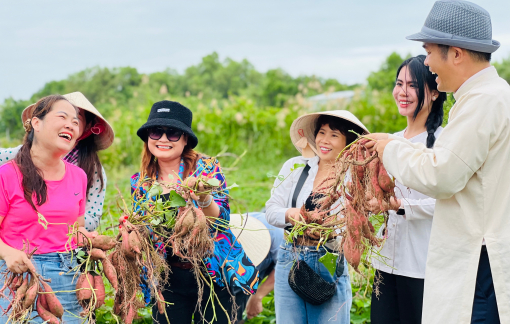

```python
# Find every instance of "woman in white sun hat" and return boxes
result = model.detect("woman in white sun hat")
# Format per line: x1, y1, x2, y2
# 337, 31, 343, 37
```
265, 110, 368, 324
0, 92, 114, 231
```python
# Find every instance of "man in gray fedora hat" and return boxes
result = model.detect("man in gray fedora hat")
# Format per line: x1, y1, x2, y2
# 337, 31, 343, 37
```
366, 0, 510, 323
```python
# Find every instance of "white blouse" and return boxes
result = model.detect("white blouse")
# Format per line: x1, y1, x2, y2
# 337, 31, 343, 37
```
0, 145, 107, 231
372, 127, 442, 279
265, 155, 342, 250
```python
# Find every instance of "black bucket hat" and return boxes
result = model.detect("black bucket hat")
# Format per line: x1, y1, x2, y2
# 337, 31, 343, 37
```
137, 100, 198, 149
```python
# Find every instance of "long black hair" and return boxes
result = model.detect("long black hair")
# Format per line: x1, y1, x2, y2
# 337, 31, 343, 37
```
74, 111, 104, 194
16, 95, 77, 211
396, 55, 446, 148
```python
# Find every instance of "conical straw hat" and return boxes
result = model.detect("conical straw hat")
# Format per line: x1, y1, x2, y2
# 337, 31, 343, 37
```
229, 214, 271, 267
290, 110, 369, 155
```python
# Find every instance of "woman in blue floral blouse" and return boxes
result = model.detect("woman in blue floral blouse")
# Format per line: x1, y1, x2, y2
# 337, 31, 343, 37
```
131, 100, 259, 324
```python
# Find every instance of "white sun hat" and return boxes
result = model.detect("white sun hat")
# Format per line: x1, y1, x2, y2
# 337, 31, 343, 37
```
290, 110, 369, 157
229, 214, 271, 267
21, 92, 114, 150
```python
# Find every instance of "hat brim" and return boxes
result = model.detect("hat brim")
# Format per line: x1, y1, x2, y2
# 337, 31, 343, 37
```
406, 32, 500, 54
290, 110, 369, 156
137, 118, 198, 149
229, 214, 271, 267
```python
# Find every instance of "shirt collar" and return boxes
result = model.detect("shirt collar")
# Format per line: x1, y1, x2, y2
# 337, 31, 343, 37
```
454, 66, 497, 100
307, 155, 320, 168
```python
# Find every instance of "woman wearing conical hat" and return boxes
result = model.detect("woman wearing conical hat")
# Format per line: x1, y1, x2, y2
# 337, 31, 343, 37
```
0, 92, 114, 231
266, 110, 368, 324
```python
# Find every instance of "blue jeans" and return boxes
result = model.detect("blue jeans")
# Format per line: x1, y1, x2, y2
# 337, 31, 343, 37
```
275, 242, 352, 324
0, 252, 83, 324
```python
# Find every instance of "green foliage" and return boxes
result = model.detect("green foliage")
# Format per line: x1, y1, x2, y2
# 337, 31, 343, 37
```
0, 98, 31, 141
347, 90, 407, 134
367, 52, 410, 92
3, 51, 510, 324
494, 55, 510, 84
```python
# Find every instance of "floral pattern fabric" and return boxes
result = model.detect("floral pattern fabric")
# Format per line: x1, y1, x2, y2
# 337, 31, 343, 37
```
130, 156, 259, 295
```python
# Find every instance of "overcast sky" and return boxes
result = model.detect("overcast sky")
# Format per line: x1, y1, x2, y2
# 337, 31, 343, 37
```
1, 0, 509, 102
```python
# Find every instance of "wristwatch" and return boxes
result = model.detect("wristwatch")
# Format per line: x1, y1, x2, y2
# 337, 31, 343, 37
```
397, 208, 405, 215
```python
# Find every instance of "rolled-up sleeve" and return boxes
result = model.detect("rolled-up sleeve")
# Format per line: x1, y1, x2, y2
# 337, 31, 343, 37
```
265, 159, 298, 228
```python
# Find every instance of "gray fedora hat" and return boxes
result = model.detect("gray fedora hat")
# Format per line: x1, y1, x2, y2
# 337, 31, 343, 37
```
407, 0, 500, 53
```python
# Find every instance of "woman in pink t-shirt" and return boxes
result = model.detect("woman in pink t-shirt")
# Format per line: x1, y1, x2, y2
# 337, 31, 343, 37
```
0, 95, 97, 323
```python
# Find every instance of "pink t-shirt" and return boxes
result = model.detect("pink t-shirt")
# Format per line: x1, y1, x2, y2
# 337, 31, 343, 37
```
0, 161, 87, 254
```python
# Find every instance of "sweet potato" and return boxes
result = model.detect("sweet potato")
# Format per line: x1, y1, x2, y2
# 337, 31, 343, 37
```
9, 276, 20, 291
378, 164, 395, 193
343, 235, 363, 270
179, 207, 195, 231
194, 207, 208, 231
101, 258, 118, 291
15, 276, 29, 303
108, 250, 119, 267
128, 231, 141, 254
89, 248, 107, 261
157, 290, 165, 314
356, 145, 365, 179
93, 275, 105, 309
120, 226, 135, 259
36, 293, 59, 324
123, 304, 136, 324
76, 273, 94, 301
91, 235, 117, 250
368, 158, 385, 211
40, 281, 64, 319
23, 282, 38, 309
38, 286, 49, 310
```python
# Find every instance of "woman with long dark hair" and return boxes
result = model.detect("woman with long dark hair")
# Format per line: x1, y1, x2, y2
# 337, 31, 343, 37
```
370, 55, 446, 324
0, 95, 98, 323
0, 92, 114, 231
131, 100, 258, 323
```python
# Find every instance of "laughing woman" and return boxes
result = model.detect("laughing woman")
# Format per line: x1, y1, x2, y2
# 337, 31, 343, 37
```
0, 92, 114, 231
131, 101, 258, 324
0, 95, 98, 323
370, 55, 446, 324
265, 110, 368, 324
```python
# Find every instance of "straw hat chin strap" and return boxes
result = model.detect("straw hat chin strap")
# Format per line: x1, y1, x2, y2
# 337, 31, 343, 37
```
78, 120, 105, 142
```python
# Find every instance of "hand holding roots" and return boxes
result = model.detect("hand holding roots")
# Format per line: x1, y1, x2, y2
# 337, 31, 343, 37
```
337, 138, 396, 271
291, 137, 397, 272
1, 253, 63, 324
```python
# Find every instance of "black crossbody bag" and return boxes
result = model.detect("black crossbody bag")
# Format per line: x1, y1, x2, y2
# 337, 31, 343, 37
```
286, 164, 338, 305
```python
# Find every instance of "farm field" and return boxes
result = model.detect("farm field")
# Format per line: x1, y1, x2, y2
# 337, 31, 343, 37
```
1, 52, 509, 323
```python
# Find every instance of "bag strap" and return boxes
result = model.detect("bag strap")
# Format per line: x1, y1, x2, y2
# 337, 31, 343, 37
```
292, 164, 311, 208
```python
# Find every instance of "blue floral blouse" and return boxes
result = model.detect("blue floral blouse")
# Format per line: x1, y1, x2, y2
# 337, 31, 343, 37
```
130, 156, 259, 296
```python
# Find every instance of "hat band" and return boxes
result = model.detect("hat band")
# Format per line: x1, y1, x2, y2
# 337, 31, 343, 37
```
421, 26, 494, 45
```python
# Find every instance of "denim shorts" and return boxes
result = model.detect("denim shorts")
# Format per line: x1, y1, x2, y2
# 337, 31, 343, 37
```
274, 242, 352, 324
0, 252, 83, 324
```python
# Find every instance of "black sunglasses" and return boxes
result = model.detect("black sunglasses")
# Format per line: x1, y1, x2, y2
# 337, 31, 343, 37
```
148, 127, 183, 142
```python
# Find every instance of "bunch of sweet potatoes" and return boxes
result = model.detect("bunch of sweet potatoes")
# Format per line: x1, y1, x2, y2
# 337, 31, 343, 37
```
338, 139, 396, 271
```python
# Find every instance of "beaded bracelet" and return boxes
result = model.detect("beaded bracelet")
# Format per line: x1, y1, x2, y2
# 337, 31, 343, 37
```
197, 195, 213, 208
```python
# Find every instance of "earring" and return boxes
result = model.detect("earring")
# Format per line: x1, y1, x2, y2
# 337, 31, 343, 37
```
432, 96, 436, 100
